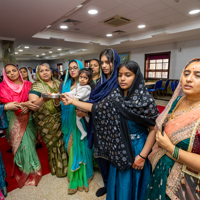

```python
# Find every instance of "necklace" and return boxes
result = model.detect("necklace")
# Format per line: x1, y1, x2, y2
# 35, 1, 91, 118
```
169, 97, 200, 120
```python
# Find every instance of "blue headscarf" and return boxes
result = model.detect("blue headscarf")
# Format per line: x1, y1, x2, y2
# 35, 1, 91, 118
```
88, 49, 120, 103
87, 49, 121, 148
61, 59, 85, 152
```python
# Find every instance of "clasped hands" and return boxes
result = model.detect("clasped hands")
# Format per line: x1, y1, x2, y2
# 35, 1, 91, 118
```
5, 100, 39, 115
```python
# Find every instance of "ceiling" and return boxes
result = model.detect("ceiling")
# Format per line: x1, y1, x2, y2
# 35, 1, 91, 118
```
0, 0, 200, 61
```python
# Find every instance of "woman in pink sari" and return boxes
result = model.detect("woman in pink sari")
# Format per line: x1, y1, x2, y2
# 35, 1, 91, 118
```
145, 58, 200, 200
0, 64, 42, 188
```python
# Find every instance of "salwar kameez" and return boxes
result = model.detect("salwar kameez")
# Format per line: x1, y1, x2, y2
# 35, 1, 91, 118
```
107, 121, 151, 200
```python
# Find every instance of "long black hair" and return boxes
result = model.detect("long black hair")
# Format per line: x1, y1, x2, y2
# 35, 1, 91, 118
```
99, 49, 114, 65
117, 61, 138, 75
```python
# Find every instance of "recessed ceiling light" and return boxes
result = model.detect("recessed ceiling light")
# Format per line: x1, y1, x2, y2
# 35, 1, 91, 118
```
106, 34, 113, 37
18, 49, 23, 52
189, 9, 200, 15
58, 49, 62, 51
138, 24, 146, 28
42, 53, 45, 55
60, 25, 68, 29
15, 52, 18, 54
88, 9, 98, 15
49, 51, 52, 53
24, 46, 29, 49
36, 55, 39, 57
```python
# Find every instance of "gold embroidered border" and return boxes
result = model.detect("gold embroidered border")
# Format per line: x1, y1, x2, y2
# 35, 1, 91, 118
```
151, 149, 166, 171
169, 123, 195, 145
182, 118, 200, 179
166, 162, 182, 200
67, 133, 73, 156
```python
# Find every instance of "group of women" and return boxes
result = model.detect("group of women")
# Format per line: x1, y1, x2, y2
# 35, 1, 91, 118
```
0, 48, 200, 200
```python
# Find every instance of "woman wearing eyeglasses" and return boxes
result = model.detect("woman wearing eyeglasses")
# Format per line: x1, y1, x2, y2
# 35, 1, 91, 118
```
61, 60, 93, 194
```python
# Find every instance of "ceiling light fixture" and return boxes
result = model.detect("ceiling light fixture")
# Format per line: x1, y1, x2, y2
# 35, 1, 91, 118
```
24, 46, 29, 49
18, 49, 23, 52
189, 9, 200, 15
88, 9, 98, 15
42, 53, 45, 55
60, 25, 68, 29
106, 34, 113, 37
15, 52, 18, 54
58, 49, 62, 51
49, 51, 52, 53
138, 25, 146, 28
36, 55, 39, 57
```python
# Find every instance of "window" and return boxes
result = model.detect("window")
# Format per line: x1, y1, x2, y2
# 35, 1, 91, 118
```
144, 52, 170, 79
84, 60, 91, 68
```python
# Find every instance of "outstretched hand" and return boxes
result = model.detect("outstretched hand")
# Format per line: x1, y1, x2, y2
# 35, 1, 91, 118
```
61, 93, 73, 105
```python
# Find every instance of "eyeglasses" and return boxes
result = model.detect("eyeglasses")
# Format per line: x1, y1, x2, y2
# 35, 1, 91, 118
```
68, 66, 78, 71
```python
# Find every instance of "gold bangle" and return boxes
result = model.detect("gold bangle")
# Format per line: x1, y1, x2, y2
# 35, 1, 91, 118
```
71, 99, 73, 104
4, 104, 8, 110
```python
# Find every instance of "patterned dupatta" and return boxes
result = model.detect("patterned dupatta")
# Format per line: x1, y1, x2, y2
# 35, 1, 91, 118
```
149, 58, 200, 200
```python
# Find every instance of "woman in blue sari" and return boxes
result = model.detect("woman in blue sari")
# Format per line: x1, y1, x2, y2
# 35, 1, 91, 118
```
61, 60, 93, 194
61, 61, 159, 200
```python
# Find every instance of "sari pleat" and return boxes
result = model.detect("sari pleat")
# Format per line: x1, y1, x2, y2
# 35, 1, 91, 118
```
6, 111, 42, 188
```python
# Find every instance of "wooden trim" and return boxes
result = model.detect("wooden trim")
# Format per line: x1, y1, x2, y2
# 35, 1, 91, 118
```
144, 52, 171, 79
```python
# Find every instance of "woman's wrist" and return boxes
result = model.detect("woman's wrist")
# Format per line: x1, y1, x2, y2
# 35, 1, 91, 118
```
139, 153, 146, 160
166, 144, 175, 154
4, 104, 8, 110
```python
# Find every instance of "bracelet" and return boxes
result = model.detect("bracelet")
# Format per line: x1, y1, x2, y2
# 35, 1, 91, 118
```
71, 99, 73, 104
139, 153, 146, 159
4, 104, 8, 110
172, 146, 180, 160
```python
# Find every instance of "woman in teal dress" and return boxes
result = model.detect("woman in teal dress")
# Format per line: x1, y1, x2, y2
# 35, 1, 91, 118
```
145, 58, 200, 200
61, 60, 159, 200
61, 60, 93, 194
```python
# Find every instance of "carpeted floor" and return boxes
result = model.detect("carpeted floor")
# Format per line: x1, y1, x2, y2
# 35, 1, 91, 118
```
157, 105, 165, 114
0, 137, 50, 193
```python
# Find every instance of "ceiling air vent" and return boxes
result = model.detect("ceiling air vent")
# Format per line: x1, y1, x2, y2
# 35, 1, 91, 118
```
112, 30, 126, 35
63, 19, 81, 26
38, 47, 52, 49
64, 19, 80, 23
100, 15, 134, 27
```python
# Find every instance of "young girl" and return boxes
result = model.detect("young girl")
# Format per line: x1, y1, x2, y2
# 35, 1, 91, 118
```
65, 68, 94, 140
61, 60, 159, 200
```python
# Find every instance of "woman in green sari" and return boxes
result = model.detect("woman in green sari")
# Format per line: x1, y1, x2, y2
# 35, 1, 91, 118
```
29, 63, 67, 177
61, 60, 93, 194
0, 64, 42, 188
